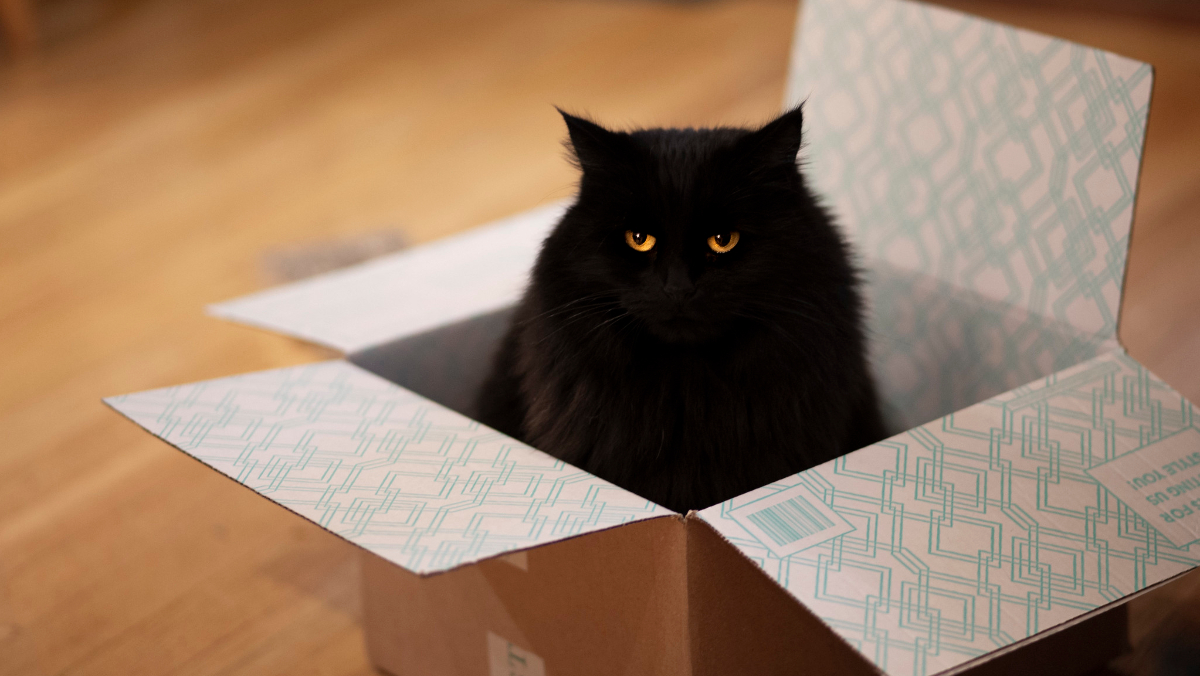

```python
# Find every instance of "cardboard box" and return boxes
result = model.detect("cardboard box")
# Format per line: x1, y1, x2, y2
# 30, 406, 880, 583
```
106, 0, 1200, 673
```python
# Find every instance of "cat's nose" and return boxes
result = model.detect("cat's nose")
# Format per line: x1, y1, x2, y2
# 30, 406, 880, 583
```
663, 264, 694, 300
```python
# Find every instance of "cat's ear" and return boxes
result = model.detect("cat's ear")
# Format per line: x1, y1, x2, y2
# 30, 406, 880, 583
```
739, 104, 805, 169
557, 108, 632, 175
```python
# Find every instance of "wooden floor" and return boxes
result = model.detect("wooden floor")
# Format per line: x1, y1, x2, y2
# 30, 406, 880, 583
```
1, 0, 1198, 673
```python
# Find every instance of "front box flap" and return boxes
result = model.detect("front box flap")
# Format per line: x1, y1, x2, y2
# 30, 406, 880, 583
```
699, 349, 1200, 676
361, 516, 690, 676
104, 360, 669, 575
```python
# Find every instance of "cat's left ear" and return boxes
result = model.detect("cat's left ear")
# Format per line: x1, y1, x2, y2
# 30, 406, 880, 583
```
739, 105, 805, 169
557, 108, 633, 175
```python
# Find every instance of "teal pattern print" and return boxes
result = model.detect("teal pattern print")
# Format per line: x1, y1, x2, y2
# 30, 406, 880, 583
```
700, 350, 1200, 676
788, 0, 1153, 430
105, 361, 669, 575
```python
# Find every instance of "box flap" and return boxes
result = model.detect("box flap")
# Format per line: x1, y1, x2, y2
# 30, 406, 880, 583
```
698, 349, 1200, 676
105, 360, 669, 575
209, 201, 568, 353
790, 0, 1152, 346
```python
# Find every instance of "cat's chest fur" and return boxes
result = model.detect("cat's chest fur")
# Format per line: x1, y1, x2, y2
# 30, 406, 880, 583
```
508, 304, 853, 512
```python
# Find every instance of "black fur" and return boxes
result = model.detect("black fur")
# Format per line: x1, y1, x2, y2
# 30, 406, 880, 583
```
475, 106, 885, 513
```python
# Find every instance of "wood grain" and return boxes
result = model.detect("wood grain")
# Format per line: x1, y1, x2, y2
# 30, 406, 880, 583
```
1, 0, 1196, 674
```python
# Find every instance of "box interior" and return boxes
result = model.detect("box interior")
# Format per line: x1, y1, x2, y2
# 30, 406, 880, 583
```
348, 308, 515, 420
340, 259, 1113, 440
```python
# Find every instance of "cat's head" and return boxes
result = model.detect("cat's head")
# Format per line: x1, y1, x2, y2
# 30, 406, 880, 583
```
535, 106, 854, 345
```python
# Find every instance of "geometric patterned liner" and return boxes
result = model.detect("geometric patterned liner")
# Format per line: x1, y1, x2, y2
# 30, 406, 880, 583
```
104, 361, 669, 575
700, 349, 1200, 676
790, 0, 1151, 368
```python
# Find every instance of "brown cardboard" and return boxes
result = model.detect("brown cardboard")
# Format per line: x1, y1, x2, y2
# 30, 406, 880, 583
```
685, 517, 881, 676
362, 515, 1131, 676
363, 516, 689, 676
955, 605, 1128, 676
689, 517, 1132, 676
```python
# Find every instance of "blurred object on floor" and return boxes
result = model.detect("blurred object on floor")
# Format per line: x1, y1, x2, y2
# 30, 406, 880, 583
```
2, 0, 172, 57
260, 228, 408, 283
0, 0, 36, 55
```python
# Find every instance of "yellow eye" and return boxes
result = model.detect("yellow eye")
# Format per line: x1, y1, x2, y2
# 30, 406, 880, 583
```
707, 231, 740, 253
625, 230, 656, 252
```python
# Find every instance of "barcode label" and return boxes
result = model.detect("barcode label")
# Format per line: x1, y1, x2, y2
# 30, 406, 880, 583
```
746, 494, 835, 545
729, 483, 854, 557
487, 632, 545, 676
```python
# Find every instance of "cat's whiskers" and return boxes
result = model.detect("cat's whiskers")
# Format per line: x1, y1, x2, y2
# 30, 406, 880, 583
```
532, 302, 625, 346
553, 302, 621, 328
728, 307, 830, 358
744, 293, 836, 331
589, 311, 630, 333
518, 291, 616, 326
608, 313, 642, 344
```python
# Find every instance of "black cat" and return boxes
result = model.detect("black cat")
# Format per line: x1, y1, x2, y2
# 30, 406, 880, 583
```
475, 106, 886, 513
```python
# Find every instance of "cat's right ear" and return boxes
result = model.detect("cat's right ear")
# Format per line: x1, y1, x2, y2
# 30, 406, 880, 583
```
739, 104, 805, 170
557, 108, 632, 176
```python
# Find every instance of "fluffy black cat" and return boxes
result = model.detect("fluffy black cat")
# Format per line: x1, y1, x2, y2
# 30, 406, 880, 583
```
475, 106, 885, 513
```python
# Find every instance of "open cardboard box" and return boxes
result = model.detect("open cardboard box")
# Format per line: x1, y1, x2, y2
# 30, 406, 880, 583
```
106, 0, 1200, 674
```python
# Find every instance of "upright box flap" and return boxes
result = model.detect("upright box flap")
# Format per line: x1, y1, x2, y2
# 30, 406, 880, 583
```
790, 0, 1152, 347
699, 349, 1200, 676
105, 360, 668, 574
209, 201, 568, 353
